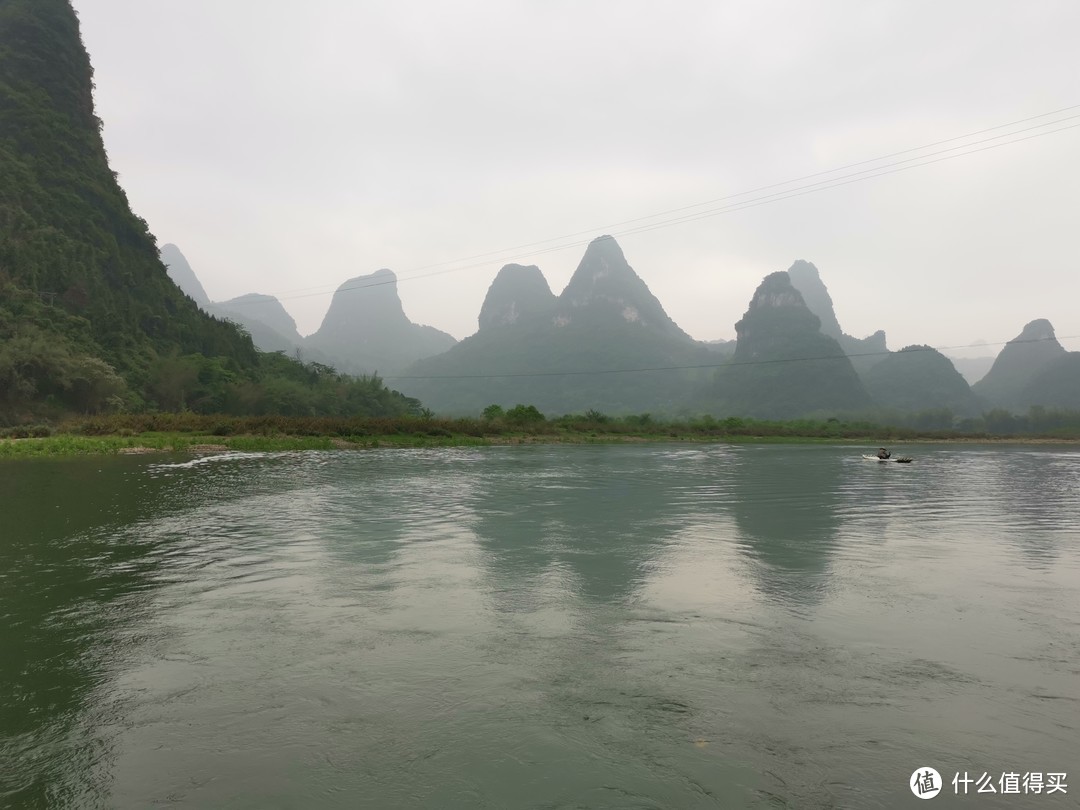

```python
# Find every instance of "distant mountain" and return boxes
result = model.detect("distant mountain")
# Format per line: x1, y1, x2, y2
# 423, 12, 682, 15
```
400, 236, 717, 415
709, 272, 872, 418
947, 355, 996, 386
159, 243, 307, 357
838, 330, 888, 369
211, 294, 304, 356
786, 260, 887, 371
557, 236, 693, 341
705, 338, 736, 356
861, 345, 981, 416
159, 243, 453, 374
477, 264, 557, 330
305, 269, 458, 376
161, 243, 211, 306
786, 260, 844, 339
973, 319, 1068, 409
1023, 353, 1080, 409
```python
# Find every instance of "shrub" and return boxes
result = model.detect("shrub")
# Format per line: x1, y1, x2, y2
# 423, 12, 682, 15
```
505, 404, 545, 424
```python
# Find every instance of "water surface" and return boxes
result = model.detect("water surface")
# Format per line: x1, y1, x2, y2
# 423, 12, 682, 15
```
2, 443, 1078, 808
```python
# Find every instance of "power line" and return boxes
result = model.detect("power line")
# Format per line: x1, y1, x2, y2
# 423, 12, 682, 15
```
390, 103, 1080, 266
382, 334, 1080, 382
215, 105, 1080, 308
608, 120, 1080, 240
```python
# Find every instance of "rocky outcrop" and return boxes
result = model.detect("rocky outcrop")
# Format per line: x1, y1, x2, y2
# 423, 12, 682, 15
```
839, 330, 888, 371
786, 260, 843, 339
733, 272, 823, 350
555, 235, 692, 339
477, 264, 556, 331
786, 260, 887, 370
712, 272, 872, 418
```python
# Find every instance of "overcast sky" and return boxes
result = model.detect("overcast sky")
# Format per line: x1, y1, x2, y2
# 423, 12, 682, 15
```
71, 0, 1079, 357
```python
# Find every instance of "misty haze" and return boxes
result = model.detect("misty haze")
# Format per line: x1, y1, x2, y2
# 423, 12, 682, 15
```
2, 1, 1078, 808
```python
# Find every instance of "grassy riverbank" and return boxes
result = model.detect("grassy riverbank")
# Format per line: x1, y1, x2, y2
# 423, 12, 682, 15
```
2, 412, 1078, 458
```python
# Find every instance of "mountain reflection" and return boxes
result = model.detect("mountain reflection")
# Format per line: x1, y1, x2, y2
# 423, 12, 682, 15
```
0, 457, 180, 806
467, 444, 847, 611
987, 447, 1080, 564
0, 452, 321, 807
723, 445, 844, 610
469, 445, 683, 606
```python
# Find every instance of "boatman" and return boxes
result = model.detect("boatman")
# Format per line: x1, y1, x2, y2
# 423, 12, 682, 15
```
876, 447, 891, 459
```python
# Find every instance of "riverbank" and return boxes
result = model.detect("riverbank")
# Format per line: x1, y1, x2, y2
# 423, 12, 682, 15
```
2, 425, 1078, 459
0, 431, 855, 458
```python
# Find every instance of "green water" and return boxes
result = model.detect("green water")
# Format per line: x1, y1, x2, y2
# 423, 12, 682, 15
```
1, 444, 1077, 808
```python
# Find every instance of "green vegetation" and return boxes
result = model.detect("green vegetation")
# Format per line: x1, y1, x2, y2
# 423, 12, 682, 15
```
3, 405, 1079, 459
861, 345, 982, 416
0, 0, 419, 424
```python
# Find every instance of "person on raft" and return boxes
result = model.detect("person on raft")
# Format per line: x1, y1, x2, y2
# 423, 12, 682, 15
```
876, 448, 891, 459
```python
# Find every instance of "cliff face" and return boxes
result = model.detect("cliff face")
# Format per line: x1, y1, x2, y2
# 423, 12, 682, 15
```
305, 269, 457, 375
555, 235, 692, 340
786, 260, 887, 371
734, 272, 823, 350
712, 272, 872, 418
786, 260, 843, 339
973, 319, 1068, 408
0, 0, 258, 416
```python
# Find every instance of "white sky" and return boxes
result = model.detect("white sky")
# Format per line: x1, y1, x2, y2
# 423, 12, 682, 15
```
72, 1, 1080, 356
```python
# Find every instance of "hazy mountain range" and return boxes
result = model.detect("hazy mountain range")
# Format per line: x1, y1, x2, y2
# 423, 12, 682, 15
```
164, 246, 455, 376
164, 238, 1080, 420
5, 0, 1077, 424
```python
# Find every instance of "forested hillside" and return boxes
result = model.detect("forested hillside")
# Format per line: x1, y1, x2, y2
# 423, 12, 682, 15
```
0, 0, 419, 421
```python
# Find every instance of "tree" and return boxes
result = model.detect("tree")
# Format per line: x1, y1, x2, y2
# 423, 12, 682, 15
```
505, 404, 545, 424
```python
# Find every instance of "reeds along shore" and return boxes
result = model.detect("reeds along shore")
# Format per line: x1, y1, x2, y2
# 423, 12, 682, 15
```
1, 411, 1078, 458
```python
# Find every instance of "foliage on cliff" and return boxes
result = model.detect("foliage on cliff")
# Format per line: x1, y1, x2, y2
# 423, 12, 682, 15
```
0, 0, 419, 421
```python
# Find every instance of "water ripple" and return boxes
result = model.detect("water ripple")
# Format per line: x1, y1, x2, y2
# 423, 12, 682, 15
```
2, 443, 1078, 808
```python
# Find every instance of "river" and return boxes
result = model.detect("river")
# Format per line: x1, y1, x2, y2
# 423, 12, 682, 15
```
2, 443, 1077, 808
